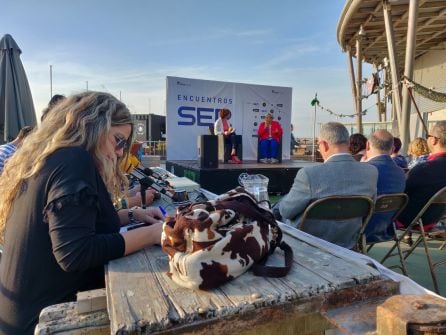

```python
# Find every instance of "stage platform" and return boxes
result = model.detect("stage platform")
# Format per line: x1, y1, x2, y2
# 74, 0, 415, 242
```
165, 159, 320, 195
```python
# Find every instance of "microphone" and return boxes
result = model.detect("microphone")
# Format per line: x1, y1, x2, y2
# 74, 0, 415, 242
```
130, 168, 174, 199
142, 168, 164, 180
130, 168, 190, 205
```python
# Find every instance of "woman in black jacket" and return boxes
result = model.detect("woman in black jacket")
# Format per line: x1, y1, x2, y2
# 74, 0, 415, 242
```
0, 92, 163, 334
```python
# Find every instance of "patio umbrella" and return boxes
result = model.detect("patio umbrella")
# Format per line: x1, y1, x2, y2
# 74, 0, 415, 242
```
0, 34, 36, 143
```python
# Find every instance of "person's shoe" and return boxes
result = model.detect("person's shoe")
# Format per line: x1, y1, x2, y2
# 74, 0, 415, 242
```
231, 155, 242, 164
259, 158, 268, 163
270, 158, 279, 164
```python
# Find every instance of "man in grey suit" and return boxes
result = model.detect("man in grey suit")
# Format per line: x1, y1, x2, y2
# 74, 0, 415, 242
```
277, 122, 378, 249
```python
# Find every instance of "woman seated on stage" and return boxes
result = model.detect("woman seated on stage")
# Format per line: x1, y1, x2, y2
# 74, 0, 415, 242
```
0, 91, 164, 335
257, 113, 283, 163
214, 108, 242, 164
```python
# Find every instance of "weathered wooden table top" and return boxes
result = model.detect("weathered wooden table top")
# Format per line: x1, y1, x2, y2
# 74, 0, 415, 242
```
105, 224, 396, 334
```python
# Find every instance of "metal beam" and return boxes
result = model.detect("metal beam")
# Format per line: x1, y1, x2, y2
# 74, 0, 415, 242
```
347, 48, 358, 117
356, 28, 364, 134
383, 1, 403, 133
400, 0, 419, 152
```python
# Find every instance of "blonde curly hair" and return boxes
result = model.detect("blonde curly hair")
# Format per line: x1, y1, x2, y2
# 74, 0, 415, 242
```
408, 137, 429, 157
0, 91, 133, 242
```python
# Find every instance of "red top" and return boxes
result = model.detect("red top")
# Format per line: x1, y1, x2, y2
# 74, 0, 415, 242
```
222, 119, 229, 132
428, 151, 446, 161
257, 120, 283, 142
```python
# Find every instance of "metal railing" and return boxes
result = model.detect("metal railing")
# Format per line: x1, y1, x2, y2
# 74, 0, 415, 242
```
140, 140, 166, 158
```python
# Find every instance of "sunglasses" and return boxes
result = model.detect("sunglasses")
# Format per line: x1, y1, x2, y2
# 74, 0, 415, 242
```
114, 135, 129, 151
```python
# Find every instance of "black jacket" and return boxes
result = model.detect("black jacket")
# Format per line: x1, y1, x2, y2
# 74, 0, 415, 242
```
398, 153, 446, 227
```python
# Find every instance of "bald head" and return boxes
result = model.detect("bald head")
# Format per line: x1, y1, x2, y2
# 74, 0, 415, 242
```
367, 129, 394, 157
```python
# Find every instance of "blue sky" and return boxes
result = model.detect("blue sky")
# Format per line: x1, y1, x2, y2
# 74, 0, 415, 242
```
2, 0, 377, 137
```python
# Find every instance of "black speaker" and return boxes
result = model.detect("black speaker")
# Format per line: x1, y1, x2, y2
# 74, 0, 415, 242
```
197, 135, 218, 168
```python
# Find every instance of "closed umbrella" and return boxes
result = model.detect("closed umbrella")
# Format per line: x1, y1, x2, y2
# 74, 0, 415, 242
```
0, 34, 36, 143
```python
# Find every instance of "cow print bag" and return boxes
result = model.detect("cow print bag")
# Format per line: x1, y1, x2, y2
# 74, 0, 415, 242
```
161, 187, 293, 290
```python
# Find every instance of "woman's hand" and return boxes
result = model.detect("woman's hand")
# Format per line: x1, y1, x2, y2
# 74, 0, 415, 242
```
122, 221, 163, 255
127, 189, 157, 207
134, 207, 165, 225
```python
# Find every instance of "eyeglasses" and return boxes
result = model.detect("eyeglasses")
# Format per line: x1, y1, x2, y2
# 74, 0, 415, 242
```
114, 135, 129, 151
427, 134, 439, 140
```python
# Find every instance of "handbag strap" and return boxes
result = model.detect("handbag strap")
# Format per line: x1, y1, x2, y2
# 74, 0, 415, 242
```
251, 241, 293, 278
217, 196, 293, 278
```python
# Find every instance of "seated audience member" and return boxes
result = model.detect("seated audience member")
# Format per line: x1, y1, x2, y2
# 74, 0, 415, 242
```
349, 133, 367, 161
290, 124, 297, 155
258, 113, 283, 163
391, 137, 408, 169
276, 122, 378, 249
0, 126, 34, 173
41, 94, 66, 121
0, 92, 164, 334
407, 137, 429, 169
214, 108, 241, 164
363, 130, 406, 243
398, 121, 446, 228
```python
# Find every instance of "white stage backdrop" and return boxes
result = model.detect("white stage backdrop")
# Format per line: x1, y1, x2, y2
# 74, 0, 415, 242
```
166, 76, 292, 161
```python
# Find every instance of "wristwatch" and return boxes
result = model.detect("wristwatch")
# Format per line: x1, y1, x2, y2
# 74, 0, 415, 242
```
128, 208, 137, 224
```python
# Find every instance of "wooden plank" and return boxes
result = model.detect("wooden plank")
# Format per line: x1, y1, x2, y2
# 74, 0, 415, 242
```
281, 230, 380, 288
35, 301, 110, 335
77, 288, 107, 314
260, 249, 332, 297
106, 249, 173, 334
144, 247, 234, 325
279, 223, 381, 275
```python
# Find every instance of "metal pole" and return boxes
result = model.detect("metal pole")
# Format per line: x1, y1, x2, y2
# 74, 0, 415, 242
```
383, 63, 388, 122
119, 91, 122, 101
50, 65, 53, 99
356, 26, 364, 134
347, 49, 358, 115
86, 81, 89, 91
383, 1, 403, 135
408, 87, 429, 135
374, 64, 382, 122
312, 96, 317, 162
400, 0, 419, 153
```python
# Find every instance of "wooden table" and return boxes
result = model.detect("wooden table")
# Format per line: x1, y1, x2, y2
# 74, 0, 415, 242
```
105, 224, 399, 334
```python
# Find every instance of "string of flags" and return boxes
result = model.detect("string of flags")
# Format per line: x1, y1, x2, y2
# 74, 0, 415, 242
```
310, 94, 367, 118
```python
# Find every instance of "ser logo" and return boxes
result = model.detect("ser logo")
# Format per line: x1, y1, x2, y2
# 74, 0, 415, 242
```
177, 106, 221, 126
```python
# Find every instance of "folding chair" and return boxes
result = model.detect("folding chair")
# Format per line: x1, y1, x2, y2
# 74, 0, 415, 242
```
382, 186, 446, 294
298, 195, 374, 252
365, 193, 409, 274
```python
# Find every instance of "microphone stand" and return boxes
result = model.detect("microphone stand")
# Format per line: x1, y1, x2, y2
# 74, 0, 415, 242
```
139, 177, 152, 209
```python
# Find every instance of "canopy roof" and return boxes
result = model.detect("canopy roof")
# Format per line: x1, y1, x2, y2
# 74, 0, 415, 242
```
337, 0, 446, 68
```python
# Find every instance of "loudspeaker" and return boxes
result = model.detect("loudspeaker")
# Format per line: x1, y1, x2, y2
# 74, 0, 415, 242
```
197, 135, 218, 168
